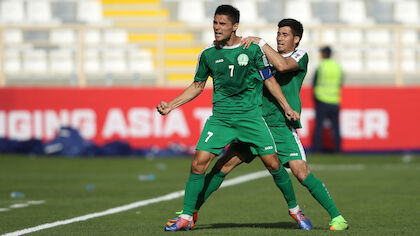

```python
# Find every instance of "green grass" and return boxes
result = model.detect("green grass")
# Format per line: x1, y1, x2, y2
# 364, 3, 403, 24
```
1, 154, 419, 235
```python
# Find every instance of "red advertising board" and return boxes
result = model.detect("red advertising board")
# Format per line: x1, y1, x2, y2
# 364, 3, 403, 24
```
0, 87, 419, 152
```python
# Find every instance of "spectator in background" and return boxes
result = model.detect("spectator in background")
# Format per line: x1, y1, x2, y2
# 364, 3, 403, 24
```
312, 46, 343, 153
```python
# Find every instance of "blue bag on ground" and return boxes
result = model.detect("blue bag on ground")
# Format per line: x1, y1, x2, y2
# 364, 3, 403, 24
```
43, 127, 94, 157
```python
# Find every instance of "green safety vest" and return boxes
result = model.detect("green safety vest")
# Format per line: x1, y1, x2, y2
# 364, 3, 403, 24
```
314, 59, 342, 104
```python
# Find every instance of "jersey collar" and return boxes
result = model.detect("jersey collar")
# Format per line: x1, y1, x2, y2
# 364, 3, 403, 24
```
282, 49, 297, 58
221, 43, 242, 49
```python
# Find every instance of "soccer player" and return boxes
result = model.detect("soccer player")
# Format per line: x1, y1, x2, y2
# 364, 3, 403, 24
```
157, 5, 299, 231
190, 19, 349, 231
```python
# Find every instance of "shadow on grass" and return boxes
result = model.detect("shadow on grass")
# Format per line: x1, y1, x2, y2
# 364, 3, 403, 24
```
194, 221, 299, 230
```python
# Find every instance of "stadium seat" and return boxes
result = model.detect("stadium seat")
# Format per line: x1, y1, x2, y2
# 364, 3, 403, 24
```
103, 49, 127, 73
27, 0, 52, 23
338, 29, 363, 44
201, 29, 214, 44
129, 50, 154, 73
299, 29, 310, 44
77, 0, 103, 23
23, 50, 48, 73
339, 0, 373, 24
3, 29, 23, 43
128, 33, 194, 43
285, 0, 318, 24
103, 29, 127, 44
257, 29, 277, 48
51, 0, 78, 23
0, 0, 25, 23
394, 0, 419, 24
238, 30, 256, 39
338, 48, 363, 72
320, 29, 337, 44
259, 0, 284, 23
49, 49, 74, 73
84, 49, 101, 73
367, 0, 394, 24
177, 0, 207, 24
50, 29, 76, 44
365, 49, 391, 72
402, 30, 418, 44
401, 49, 416, 72
366, 29, 391, 44
4, 49, 21, 73
313, 1, 338, 23
84, 30, 102, 44
233, 0, 265, 23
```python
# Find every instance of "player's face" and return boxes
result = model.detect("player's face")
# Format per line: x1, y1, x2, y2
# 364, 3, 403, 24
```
213, 14, 238, 43
277, 26, 300, 54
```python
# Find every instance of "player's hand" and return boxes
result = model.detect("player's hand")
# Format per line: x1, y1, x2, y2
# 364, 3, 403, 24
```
241, 36, 261, 49
156, 101, 171, 115
284, 108, 300, 121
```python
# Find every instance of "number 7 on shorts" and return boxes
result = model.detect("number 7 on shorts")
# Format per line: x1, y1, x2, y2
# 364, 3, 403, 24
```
205, 131, 213, 142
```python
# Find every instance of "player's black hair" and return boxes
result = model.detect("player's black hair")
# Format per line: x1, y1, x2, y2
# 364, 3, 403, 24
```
214, 4, 240, 24
278, 18, 304, 47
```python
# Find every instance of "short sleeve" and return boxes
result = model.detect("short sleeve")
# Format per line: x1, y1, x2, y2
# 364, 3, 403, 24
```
290, 49, 307, 63
291, 49, 308, 71
194, 50, 210, 82
254, 44, 270, 71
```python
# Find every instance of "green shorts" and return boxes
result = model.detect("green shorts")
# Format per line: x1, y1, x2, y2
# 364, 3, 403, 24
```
196, 115, 276, 156
231, 125, 306, 166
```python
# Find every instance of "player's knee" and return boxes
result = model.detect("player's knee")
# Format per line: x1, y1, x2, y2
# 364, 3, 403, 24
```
191, 159, 207, 174
220, 163, 235, 174
270, 162, 280, 172
292, 164, 310, 181
296, 171, 309, 182
266, 159, 280, 172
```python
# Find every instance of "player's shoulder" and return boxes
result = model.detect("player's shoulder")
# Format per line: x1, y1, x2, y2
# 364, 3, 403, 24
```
292, 49, 308, 58
290, 48, 308, 62
248, 43, 263, 53
197, 44, 216, 62
201, 44, 216, 54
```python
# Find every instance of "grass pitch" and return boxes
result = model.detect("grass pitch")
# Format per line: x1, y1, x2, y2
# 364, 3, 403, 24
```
0, 153, 419, 236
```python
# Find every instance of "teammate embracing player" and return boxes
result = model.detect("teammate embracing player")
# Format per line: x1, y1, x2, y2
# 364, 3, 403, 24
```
158, 5, 301, 232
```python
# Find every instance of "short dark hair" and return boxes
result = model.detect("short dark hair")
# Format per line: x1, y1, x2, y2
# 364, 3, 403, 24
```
321, 46, 332, 58
278, 18, 304, 47
215, 5, 240, 24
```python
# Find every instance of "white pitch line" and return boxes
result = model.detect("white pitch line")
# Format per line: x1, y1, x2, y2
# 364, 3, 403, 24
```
1, 170, 269, 236
2, 164, 365, 236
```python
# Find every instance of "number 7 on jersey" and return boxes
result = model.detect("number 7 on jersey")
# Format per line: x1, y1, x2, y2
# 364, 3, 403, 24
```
229, 65, 234, 77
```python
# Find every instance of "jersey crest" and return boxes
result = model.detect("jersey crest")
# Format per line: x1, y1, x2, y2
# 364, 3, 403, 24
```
237, 54, 249, 66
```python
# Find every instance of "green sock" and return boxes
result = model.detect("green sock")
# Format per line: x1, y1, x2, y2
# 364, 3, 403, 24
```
270, 167, 298, 209
183, 173, 205, 215
195, 168, 227, 210
302, 173, 340, 218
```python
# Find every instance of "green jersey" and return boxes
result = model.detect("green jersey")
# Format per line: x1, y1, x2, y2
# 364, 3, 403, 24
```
194, 43, 270, 117
262, 49, 308, 128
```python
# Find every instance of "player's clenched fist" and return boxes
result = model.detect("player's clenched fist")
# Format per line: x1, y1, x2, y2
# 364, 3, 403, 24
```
284, 108, 300, 121
156, 101, 171, 115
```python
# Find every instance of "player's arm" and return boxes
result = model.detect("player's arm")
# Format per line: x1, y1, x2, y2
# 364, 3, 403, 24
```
264, 76, 300, 121
156, 80, 206, 115
242, 37, 299, 72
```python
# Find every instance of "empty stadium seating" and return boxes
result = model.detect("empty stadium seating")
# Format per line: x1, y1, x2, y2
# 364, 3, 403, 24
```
0, 0, 418, 86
